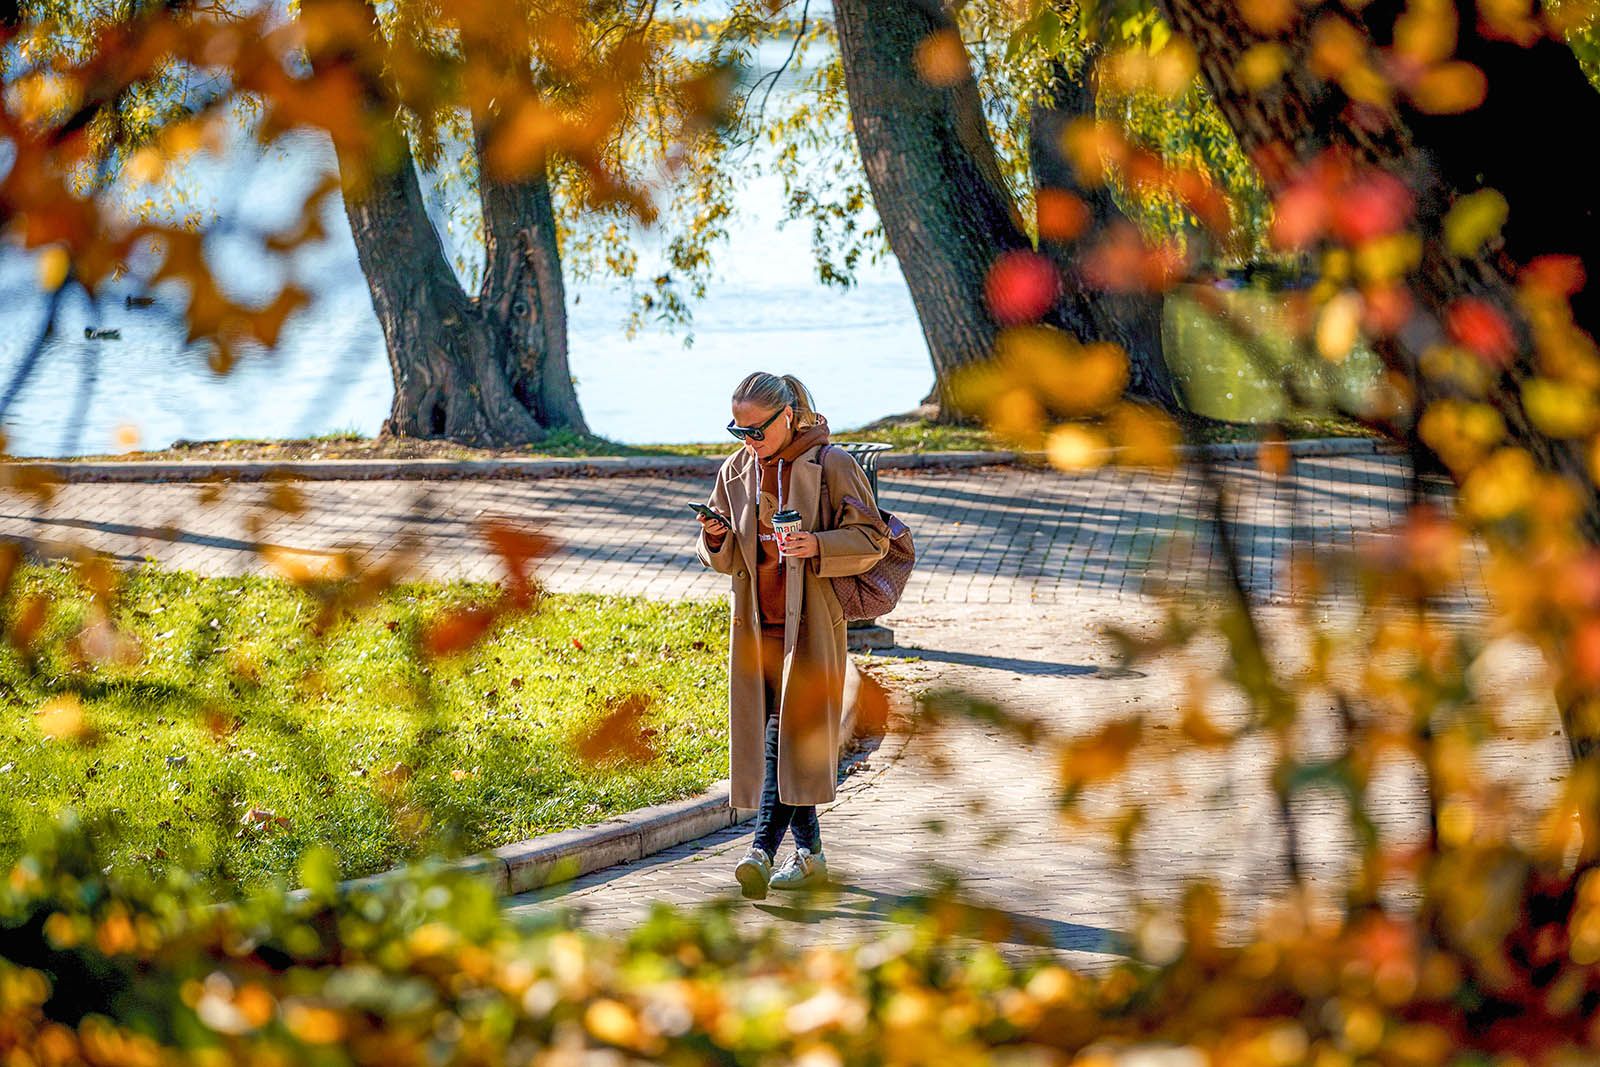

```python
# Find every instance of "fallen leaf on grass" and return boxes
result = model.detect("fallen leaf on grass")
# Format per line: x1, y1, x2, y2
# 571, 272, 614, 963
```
239, 808, 289, 833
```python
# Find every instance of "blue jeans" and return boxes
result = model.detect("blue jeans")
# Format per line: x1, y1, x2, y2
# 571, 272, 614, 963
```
753, 632, 821, 857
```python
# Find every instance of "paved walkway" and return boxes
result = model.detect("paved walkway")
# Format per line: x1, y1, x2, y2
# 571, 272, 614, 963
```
0, 453, 1478, 606
0, 453, 1558, 968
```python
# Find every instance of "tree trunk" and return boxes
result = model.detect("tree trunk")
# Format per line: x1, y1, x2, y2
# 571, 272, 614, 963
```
1153, 0, 1600, 754
833, 0, 1028, 421
834, 0, 1189, 420
313, 0, 587, 446
1030, 52, 1186, 412
475, 134, 590, 436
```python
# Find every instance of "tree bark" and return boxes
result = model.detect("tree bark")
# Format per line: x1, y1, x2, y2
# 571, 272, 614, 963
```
474, 131, 590, 436
1153, 0, 1600, 754
1030, 51, 1186, 412
313, 0, 587, 446
834, 0, 1189, 420
833, 0, 1029, 421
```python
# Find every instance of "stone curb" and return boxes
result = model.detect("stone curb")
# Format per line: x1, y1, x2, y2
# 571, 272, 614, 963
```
6, 437, 1388, 484
295, 663, 910, 904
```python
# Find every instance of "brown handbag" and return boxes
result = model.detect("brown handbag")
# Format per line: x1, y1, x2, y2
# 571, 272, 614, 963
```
817, 444, 915, 621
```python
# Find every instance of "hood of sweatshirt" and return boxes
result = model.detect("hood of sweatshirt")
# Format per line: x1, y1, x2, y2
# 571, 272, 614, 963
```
760, 415, 830, 468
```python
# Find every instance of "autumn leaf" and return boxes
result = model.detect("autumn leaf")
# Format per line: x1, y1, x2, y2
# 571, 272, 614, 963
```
420, 604, 500, 658
913, 29, 968, 87
1035, 188, 1089, 242
8, 594, 50, 656
1447, 297, 1517, 365
574, 693, 657, 766
984, 251, 1059, 325
35, 695, 91, 743
481, 519, 555, 607
259, 545, 352, 585
1058, 716, 1143, 791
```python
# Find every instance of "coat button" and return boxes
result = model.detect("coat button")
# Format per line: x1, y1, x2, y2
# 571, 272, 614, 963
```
736, 570, 747, 579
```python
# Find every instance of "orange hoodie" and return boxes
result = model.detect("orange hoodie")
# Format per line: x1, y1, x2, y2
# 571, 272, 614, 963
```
756, 417, 830, 635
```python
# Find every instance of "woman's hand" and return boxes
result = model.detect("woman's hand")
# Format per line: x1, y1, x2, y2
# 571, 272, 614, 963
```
696, 512, 730, 535
780, 530, 819, 558
697, 512, 729, 546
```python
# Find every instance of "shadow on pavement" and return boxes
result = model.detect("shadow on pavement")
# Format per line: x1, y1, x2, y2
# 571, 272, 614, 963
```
884, 646, 1145, 679
752, 883, 1127, 955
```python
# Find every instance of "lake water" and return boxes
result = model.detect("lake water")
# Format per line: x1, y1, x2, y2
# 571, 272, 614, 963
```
0, 44, 934, 457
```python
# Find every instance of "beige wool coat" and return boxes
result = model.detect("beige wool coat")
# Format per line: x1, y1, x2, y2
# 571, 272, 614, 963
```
697, 441, 890, 808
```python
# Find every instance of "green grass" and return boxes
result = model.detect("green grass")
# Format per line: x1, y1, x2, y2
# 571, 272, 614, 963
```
0, 566, 728, 893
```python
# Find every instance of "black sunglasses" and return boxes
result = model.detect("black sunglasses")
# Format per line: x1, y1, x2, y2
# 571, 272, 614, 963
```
727, 408, 785, 441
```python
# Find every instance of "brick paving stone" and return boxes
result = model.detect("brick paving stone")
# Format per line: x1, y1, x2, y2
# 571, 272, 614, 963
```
0, 454, 1565, 968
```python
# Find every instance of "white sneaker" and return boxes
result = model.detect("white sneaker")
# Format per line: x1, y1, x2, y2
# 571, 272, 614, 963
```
735, 846, 772, 899
770, 847, 828, 890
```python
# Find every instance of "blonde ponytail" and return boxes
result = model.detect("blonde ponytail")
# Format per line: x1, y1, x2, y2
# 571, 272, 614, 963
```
780, 374, 821, 428
732, 372, 823, 428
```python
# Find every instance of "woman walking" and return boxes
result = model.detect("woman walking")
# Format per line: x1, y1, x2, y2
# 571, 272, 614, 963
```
695, 373, 890, 899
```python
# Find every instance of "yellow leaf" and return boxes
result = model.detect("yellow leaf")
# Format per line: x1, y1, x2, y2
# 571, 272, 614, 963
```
1394, 1, 1458, 64
1316, 290, 1363, 363
585, 998, 642, 1048
1523, 377, 1597, 438
1460, 447, 1536, 521
1443, 188, 1509, 258
126, 148, 165, 186
36, 247, 69, 292
1056, 119, 1126, 188
1181, 704, 1233, 747
1107, 403, 1181, 468
1410, 61, 1488, 114
36, 695, 86, 741
988, 387, 1047, 444
258, 545, 351, 584
1418, 399, 1505, 471
1354, 233, 1422, 284
282, 1002, 346, 1044
1059, 717, 1142, 785
1045, 424, 1108, 471
1237, 0, 1298, 33
1236, 43, 1288, 91
1150, 39, 1199, 97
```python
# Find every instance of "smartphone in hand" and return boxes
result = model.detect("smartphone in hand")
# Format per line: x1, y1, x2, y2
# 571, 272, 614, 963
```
689, 503, 732, 531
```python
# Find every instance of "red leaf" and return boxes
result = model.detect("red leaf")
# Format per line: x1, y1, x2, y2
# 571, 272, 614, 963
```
1330, 171, 1412, 243
1447, 297, 1516, 364
984, 251, 1060, 324
1521, 255, 1586, 299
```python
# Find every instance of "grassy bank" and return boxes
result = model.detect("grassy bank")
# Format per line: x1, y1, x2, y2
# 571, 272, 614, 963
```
35, 285, 1382, 464
0, 566, 728, 892
47, 411, 1375, 465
